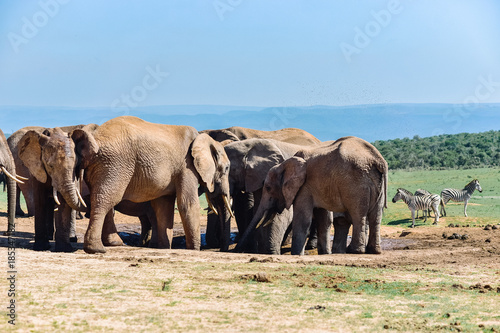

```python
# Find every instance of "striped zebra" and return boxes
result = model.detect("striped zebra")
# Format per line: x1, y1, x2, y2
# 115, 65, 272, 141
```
414, 189, 432, 219
392, 188, 440, 228
440, 179, 482, 217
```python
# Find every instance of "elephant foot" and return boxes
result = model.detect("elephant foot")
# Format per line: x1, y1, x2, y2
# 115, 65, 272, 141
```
102, 233, 124, 247
54, 242, 76, 253
331, 247, 347, 254
33, 240, 51, 251
69, 236, 78, 243
346, 245, 365, 254
83, 242, 106, 254
366, 245, 382, 255
15, 210, 25, 217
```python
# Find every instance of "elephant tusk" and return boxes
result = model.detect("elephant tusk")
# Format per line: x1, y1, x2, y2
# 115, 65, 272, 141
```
255, 211, 269, 229
16, 174, 29, 181
76, 187, 87, 208
205, 193, 218, 216
223, 195, 235, 218
1, 166, 24, 184
53, 187, 61, 206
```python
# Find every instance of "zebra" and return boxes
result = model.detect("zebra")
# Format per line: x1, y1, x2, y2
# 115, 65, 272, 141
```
414, 189, 432, 219
440, 179, 482, 217
392, 188, 440, 228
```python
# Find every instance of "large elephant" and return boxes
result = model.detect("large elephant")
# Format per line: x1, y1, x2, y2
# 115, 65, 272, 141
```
238, 136, 388, 255
23, 116, 231, 254
201, 126, 321, 146
0, 129, 25, 235
19, 125, 160, 251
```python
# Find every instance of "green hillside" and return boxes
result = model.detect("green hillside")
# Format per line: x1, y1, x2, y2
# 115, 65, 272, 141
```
373, 130, 500, 170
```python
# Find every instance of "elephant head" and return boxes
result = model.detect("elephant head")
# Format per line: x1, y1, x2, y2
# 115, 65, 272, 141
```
18, 125, 98, 213
194, 133, 234, 251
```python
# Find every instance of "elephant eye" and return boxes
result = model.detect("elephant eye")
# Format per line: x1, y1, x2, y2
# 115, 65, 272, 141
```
265, 185, 271, 192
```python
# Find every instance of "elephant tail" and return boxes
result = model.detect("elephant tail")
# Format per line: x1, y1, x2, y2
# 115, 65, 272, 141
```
373, 166, 388, 210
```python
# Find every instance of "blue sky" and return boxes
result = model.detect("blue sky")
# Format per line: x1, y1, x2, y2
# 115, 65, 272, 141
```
1, 0, 500, 109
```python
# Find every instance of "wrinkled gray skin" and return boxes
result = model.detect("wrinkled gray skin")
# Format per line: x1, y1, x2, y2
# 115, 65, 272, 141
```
21, 116, 231, 254
238, 137, 388, 255
14, 125, 89, 251
203, 127, 321, 252
0, 129, 20, 236
223, 139, 307, 254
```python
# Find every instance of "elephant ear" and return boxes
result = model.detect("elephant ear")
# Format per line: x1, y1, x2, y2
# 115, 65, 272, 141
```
18, 130, 49, 183
71, 127, 99, 174
192, 133, 224, 193
281, 156, 307, 210
244, 140, 285, 193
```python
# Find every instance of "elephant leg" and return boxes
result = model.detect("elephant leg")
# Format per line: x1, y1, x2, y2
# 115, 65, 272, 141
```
366, 203, 383, 255
205, 211, 220, 249
54, 201, 75, 252
84, 204, 111, 254
346, 211, 368, 254
306, 214, 319, 250
291, 197, 314, 255
101, 209, 123, 247
15, 185, 25, 217
151, 195, 175, 249
176, 176, 201, 250
332, 213, 351, 254
69, 209, 78, 242
139, 215, 152, 247
234, 191, 254, 239
33, 181, 54, 251
312, 208, 332, 255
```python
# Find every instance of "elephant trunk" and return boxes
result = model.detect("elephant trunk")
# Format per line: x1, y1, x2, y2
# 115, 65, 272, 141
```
57, 180, 87, 212
6, 175, 16, 233
234, 203, 270, 253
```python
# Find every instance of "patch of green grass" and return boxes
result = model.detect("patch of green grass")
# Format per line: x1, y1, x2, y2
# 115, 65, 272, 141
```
384, 167, 500, 226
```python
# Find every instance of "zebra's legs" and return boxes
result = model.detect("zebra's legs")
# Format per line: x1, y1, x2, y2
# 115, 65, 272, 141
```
411, 209, 416, 228
440, 199, 447, 217
432, 203, 440, 225
464, 199, 469, 217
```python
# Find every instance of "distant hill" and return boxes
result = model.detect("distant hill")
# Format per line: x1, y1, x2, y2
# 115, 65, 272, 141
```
373, 130, 500, 170
1, 103, 499, 142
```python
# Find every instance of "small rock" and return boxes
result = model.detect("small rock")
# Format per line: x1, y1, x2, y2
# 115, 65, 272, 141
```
461, 234, 469, 240
400, 231, 411, 237
448, 223, 455, 228
485, 238, 491, 243
255, 272, 272, 283
484, 225, 492, 231
442, 233, 448, 239
492, 225, 498, 230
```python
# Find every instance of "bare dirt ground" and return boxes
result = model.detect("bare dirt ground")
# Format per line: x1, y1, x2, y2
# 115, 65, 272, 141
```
1, 212, 500, 332
5, 212, 500, 268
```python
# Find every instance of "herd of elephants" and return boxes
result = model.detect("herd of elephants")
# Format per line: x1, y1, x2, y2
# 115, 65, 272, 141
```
0, 116, 388, 256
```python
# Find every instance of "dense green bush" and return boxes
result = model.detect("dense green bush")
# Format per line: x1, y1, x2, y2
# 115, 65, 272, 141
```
373, 130, 500, 170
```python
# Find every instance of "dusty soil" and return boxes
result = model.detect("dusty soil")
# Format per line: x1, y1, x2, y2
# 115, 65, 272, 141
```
1, 212, 500, 332
4, 212, 500, 268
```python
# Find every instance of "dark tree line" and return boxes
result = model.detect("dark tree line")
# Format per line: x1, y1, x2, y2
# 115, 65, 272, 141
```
373, 130, 500, 170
